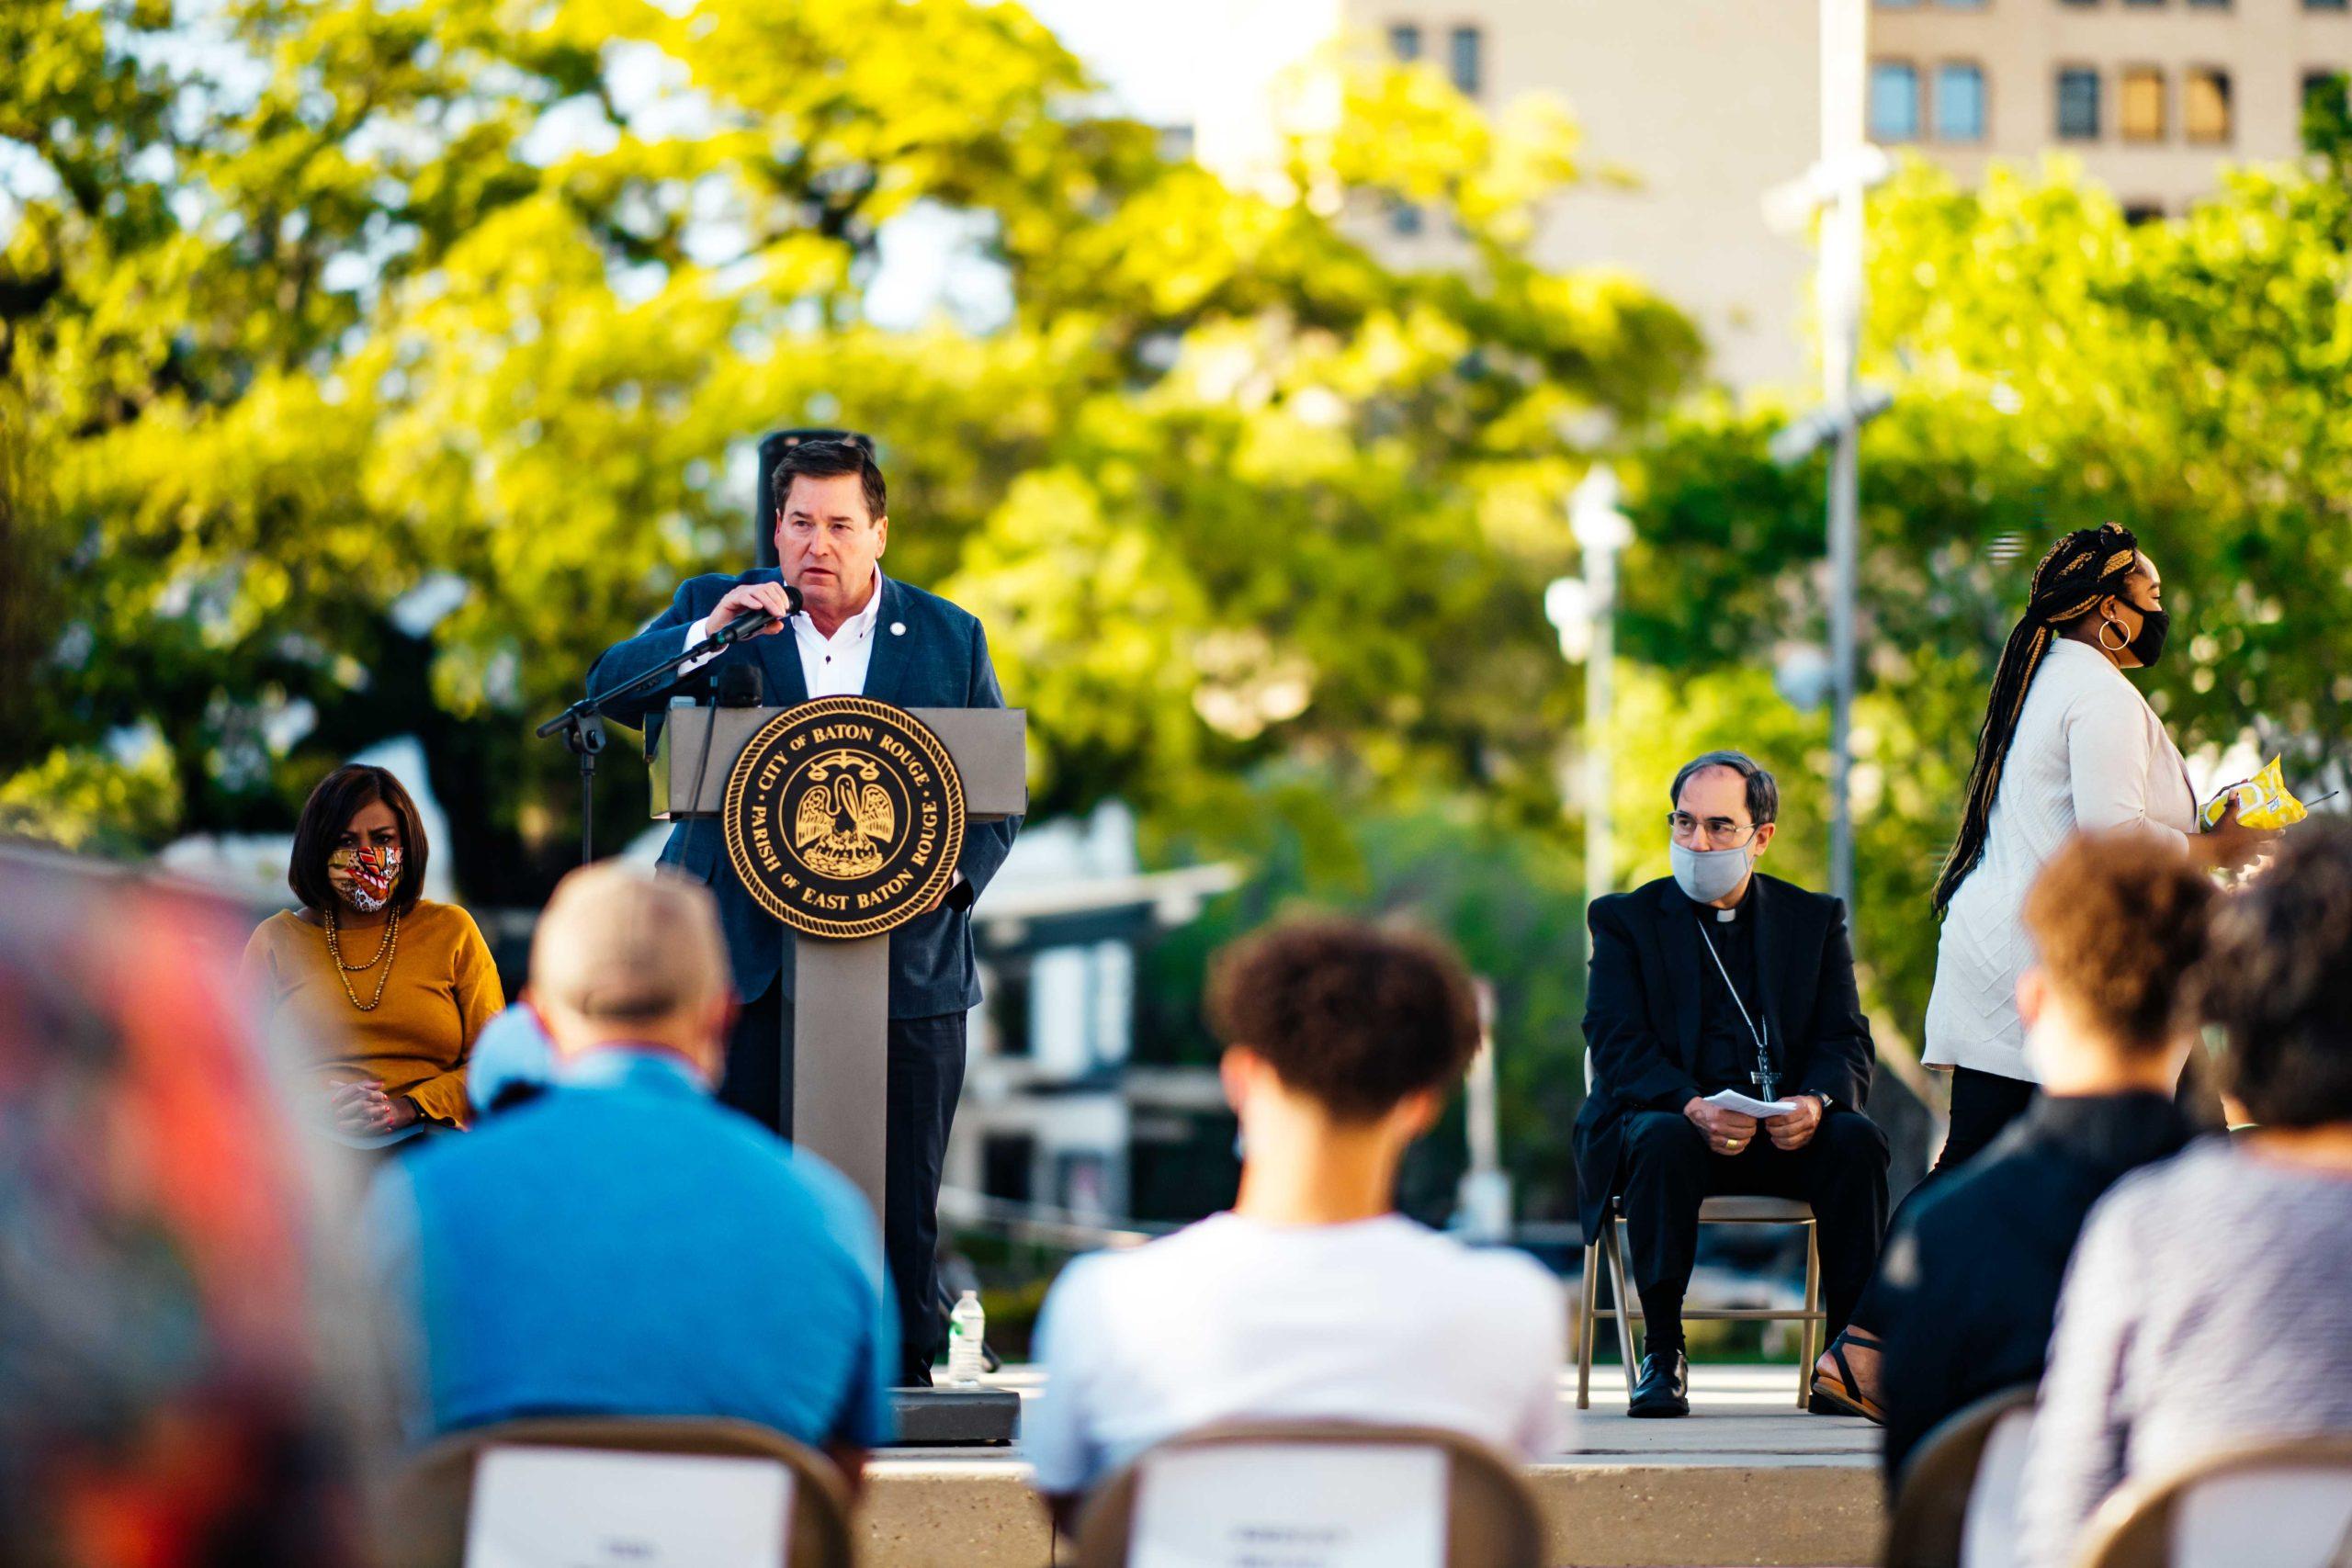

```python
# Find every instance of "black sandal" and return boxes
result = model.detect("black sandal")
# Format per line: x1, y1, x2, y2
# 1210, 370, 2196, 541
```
1808, 1329, 1888, 1423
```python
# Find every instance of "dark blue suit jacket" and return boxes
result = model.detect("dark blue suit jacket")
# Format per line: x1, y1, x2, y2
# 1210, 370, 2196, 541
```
586, 570, 1021, 1018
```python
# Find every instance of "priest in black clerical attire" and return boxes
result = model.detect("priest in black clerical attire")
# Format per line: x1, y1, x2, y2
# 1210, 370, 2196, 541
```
1573, 750, 1889, 1418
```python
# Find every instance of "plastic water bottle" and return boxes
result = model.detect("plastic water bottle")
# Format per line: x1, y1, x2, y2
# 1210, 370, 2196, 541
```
947, 1290, 987, 1386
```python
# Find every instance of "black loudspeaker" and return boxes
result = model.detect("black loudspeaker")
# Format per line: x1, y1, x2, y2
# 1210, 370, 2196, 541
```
754, 428, 876, 567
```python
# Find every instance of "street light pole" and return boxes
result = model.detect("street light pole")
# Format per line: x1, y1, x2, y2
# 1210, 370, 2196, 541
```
1765, 0, 1884, 914
1568, 466, 1633, 912
1821, 0, 1866, 912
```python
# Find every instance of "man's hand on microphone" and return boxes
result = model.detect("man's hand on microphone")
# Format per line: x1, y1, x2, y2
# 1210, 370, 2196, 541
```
701, 581, 797, 639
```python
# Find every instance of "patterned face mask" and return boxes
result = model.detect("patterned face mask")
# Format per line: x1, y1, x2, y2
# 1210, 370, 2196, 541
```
328, 844, 401, 912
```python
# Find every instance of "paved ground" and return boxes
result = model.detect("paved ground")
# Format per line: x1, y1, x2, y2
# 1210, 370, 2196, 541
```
866, 1364, 1885, 1566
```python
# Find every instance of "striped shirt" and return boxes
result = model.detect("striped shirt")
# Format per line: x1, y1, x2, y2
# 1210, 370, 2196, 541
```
2018, 1140, 2352, 1568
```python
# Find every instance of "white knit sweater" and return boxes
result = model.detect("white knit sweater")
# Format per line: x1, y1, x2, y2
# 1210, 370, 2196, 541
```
1923, 639, 2198, 1080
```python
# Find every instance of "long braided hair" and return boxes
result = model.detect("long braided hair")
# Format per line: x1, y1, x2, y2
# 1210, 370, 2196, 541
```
1931, 523, 2146, 917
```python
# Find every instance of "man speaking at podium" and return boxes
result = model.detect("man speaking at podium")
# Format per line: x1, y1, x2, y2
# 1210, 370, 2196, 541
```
586, 437, 1020, 1384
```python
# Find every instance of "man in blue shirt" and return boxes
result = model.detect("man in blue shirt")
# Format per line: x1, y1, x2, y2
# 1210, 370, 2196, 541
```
368, 863, 896, 1476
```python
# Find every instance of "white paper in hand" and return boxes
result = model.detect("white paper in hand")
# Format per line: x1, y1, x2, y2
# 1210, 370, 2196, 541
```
1129, 1443, 1446, 1568
463, 1446, 790, 1568
1705, 1088, 1797, 1120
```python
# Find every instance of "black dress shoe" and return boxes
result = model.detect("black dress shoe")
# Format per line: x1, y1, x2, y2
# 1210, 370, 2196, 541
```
1628, 1350, 1690, 1418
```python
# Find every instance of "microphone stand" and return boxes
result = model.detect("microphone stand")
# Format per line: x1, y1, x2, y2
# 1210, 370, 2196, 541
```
534, 610, 784, 866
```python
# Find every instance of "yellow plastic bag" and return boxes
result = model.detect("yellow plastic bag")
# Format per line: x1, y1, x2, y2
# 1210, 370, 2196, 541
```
2202, 756, 2309, 830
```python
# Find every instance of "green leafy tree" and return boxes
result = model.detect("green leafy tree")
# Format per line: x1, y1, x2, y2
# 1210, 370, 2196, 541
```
1625, 139, 2352, 1044
2, 0, 1697, 898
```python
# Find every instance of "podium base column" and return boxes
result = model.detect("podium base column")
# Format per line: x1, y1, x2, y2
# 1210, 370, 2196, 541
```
790, 933, 891, 1216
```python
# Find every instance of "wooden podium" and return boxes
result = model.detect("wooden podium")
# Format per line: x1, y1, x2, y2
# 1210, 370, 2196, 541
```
650, 696, 1026, 1442
649, 698, 1025, 1213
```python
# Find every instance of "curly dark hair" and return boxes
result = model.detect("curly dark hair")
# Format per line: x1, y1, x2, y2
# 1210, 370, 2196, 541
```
1204, 916, 1480, 1122
2022, 829, 2215, 1051
2195, 818, 2352, 1127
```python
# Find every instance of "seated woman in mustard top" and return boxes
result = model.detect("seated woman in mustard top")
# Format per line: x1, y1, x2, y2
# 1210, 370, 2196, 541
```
243, 764, 503, 1141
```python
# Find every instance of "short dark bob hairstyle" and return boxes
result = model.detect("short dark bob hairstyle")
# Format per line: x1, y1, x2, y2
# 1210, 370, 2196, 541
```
288, 763, 429, 918
2196, 818, 2352, 1127
1205, 915, 1480, 1122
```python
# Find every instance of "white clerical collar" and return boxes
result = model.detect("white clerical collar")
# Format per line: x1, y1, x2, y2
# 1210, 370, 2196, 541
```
1715, 905, 1738, 923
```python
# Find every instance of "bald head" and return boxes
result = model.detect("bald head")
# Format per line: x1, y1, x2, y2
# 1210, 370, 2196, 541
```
528, 863, 733, 1078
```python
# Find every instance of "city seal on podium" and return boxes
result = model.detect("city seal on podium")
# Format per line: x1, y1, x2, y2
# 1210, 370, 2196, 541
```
721, 695, 967, 940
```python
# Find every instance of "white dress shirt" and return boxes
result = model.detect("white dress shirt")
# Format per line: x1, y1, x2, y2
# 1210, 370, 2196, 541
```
1923, 638, 2197, 1081
680, 571, 886, 697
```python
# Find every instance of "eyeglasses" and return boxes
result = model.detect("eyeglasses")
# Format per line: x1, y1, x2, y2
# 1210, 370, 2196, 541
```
1668, 812, 1760, 848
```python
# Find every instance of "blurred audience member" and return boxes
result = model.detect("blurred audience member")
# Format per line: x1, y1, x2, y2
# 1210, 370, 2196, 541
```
243, 764, 502, 1143
367, 864, 894, 1477
2018, 821, 2352, 1567
0, 850, 369, 1567
463, 1002, 553, 1121
1025, 917, 1565, 1529
1876, 829, 2213, 1478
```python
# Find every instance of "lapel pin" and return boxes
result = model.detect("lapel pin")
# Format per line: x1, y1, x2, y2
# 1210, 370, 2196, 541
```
890, 622, 906, 636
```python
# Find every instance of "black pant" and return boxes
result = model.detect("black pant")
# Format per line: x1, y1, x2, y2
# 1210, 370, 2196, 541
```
1834, 1066, 2035, 1351
722, 982, 967, 1386
1937, 1065, 2038, 1172
1616, 1108, 1889, 1357
1843, 1059, 2219, 1351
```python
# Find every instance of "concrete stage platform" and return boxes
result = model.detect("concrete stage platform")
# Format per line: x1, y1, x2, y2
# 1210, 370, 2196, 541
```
865, 1364, 1886, 1567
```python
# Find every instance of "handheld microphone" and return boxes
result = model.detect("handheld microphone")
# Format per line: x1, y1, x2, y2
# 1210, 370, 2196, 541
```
710, 582, 806, 644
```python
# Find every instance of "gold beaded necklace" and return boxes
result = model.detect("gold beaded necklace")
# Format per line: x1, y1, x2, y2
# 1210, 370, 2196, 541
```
324, 904, 401, 1012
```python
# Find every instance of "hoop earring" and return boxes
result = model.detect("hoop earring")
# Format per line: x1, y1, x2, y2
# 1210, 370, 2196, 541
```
2098, 616, 2130, 653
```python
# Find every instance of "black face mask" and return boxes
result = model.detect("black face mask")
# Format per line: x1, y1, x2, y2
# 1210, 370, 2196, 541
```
2127, 606, 2172, 667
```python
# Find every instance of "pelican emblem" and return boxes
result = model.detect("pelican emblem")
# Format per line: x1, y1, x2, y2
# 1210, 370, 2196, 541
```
792, 750, 895, 879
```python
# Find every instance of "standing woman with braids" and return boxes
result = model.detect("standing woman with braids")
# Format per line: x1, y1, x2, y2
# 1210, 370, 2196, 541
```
1922, 523, 2263, 1164
243, 764, 503, 1145
1809, 524, 2266, 1421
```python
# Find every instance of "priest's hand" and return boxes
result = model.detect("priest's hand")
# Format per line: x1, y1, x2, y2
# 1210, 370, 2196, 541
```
1766, 1094, 1826, 1150
1683, 1097, 1758, 1156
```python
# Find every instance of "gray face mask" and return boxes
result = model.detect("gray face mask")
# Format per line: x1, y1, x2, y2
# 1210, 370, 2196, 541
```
1671, 840, 1753, 905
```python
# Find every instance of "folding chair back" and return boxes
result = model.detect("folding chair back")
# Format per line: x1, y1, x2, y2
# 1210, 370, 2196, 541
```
2075, 1433, 2352, 1568
381, 1415, 856, 1568
1883, 1386, 2037, 1568
1069, 1420, 1544, 1568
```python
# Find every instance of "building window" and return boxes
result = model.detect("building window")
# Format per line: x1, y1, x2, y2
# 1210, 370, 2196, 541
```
2306, 0, 2348, 11
1388, 199, 1424, 236
2121, 200, 2166, 224
2306, 69, 2351, 114
2185, 68, 2232, 142
2188, 0, 2231, 8
981, 1134, 1035, 1203
2057, 68, 2102, 138
1937, 62, 1989, 139
2123, 0, 2163, 7
1876, 0, 1922, 8
989, 961, 1034, 1056
1940, 0, 1988, 8
1871, 62, 1922, 140
2121, 66, 2167, 141
1448, 26, 1483, 95
1388, 23, 1421, 62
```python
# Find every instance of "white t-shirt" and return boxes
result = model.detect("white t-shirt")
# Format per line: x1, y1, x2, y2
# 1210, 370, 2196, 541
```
1023, 1213, 1567, 1496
